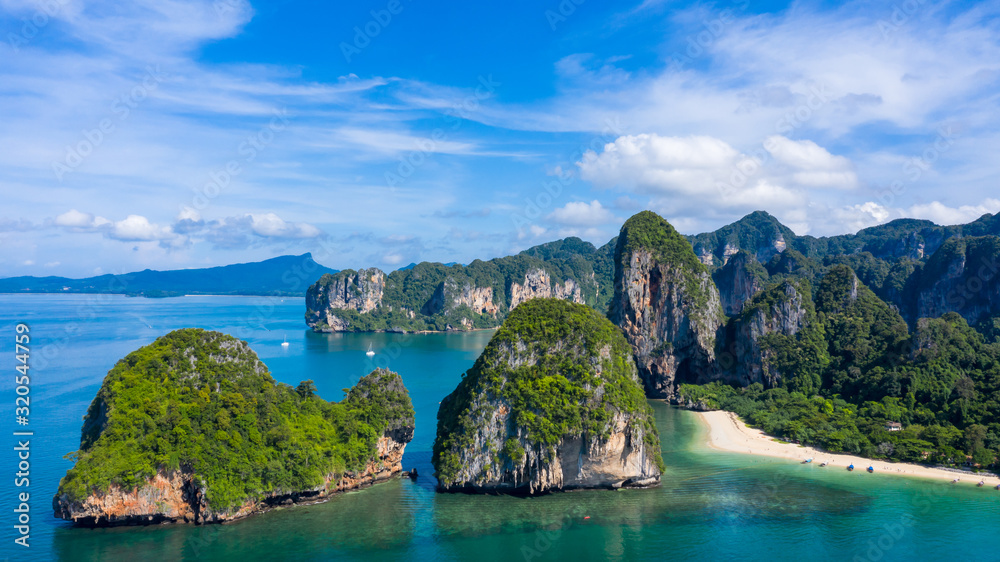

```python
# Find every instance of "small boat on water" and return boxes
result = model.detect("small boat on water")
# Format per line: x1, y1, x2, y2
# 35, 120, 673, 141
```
847, 464, 855, 472
281, 335, 289, 347
802, 458, 813, 464
366, 343, 375, 357
995, 484, 999, 490
867, 466, 874, 473
819, 462, 828, 467
978, 481, 985, 487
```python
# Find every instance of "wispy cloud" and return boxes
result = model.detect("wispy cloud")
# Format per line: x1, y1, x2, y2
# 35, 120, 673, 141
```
2, 0, 999, 274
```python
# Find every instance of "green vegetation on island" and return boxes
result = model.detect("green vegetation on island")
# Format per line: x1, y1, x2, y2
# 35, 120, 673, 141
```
306, 238, 617, 333
682, 273, 1000, 469
433, 298, 662, 489
55, 329, 414, 513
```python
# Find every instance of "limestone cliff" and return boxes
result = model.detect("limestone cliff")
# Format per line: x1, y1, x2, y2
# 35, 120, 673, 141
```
433, 299, 662, 494
916, 236, 1000, 327
305, 260, 592, 333
713, 250, 769, 316
422, 279, 500, 317
508, 268, 584, 309
609, 211, 727, 398
731, 280, 812, 387
306, 268, 386, 331
53, 330, 414, 527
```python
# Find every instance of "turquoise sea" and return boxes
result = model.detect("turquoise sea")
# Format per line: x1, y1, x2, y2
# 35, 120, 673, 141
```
1, 294, 999, 561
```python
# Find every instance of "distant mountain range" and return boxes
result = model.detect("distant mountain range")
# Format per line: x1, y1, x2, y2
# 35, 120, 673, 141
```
396, 262, 461, 271
0, 253, 337, 297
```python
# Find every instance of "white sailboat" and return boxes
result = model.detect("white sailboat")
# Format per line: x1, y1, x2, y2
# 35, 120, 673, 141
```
281, 334, 289, 347
366, 343, 375, 357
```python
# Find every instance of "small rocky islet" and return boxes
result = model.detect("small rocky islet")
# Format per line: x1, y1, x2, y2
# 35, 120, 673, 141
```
432, 298, 664, 494
53, 328, 415, 526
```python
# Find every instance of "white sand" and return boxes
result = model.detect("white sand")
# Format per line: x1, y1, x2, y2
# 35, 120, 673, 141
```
697, 410, 1000, 488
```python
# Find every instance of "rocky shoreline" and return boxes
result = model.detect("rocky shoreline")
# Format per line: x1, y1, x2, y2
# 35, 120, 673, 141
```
54, 429, 414, 527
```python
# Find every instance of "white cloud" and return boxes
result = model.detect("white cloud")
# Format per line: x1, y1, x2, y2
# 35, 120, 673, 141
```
328, 128, 481, 157
764, 136, 857, 189
578, 134, 740, 195
579, 133, 856, 202
766, 136, 849, 171
176, 206, 201, 222
516, 224, 547, 240
577, 133, 854, 228
806, 198, 1000, 237
111, 215, 176, 241
248, 213, 321, 238
547, 200, 616, 226
828, 202, 893, 234
383, 253, 403, 265
907, 198, 1000, 226
54, 209, 106, 228
51, 209, 181, 244
201, 212, 324, 249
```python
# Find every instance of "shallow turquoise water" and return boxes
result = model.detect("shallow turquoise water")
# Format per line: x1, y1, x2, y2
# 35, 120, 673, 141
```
1, 295, 998, 561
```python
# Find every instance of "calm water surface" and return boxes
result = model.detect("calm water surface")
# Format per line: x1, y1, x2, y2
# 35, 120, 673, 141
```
0, 294, 998, 561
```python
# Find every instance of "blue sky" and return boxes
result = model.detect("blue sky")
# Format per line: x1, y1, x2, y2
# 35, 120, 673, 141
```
1, 0, 999, 277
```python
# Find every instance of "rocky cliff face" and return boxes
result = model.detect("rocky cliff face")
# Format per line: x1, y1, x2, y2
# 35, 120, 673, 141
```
732, 280, 811, 387
306, 268, 386, 331
52, 425, 411, 527
53, 330, 414, 527
508, 268, 584, 309
760, 234, 787, 263
433, 299, 662, 494
422, 279, 500, 317
713, 250, 768, 316
916, 236, 1000, 327
609, 211, 727, 399
306, 263, 589, 333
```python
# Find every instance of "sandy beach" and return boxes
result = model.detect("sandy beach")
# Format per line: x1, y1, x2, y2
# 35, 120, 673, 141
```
697, 410, 1000, 488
